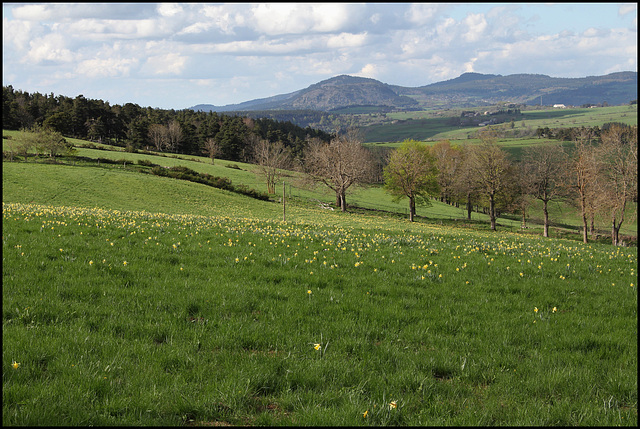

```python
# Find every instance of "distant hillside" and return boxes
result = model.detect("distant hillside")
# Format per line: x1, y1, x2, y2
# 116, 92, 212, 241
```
397, 71, 638, 107
191, 71, 637, 113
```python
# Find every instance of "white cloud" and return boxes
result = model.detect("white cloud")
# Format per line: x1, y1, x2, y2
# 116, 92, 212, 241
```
143, 53, 187, 75
26, 33, 75, 64
619, 3, 636, 17
326, 32, 368, 49
11, 4, 53, 21
2, 3, 636, 109
2, 17, 37, 50
157, 3, 182, 17
462, 13, 488, 43
76, 57, 138, 78
356, 63, 381, 79
248, 3, 361, 36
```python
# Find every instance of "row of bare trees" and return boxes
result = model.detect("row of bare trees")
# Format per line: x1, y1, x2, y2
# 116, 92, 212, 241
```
252, 125, 636, 246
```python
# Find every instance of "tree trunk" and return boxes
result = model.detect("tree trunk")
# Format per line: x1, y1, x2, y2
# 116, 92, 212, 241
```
466, 193, 472, 220
542, 199, 550, 238
339, 192, 347, 212
580, 196, 588, 244
489, 193, 496, 231
409, 197, 416, 222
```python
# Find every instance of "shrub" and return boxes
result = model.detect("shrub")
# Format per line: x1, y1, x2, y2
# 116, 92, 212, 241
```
137, 159, 158, 167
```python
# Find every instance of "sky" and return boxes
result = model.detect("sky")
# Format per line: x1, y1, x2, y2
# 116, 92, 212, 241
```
2, 2, 637, 110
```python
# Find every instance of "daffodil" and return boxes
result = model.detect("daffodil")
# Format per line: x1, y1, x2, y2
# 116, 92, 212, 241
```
314, 343, 321, 350
552, 307, 557, 313
12, 361, 19, 369
389, 400, 397, 410
534, 307, 538, 313
363, 410, 368, 418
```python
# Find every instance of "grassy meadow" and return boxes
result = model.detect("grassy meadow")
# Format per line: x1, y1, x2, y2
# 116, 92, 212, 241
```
3, 140, 638, 425
363, 104, 638, 145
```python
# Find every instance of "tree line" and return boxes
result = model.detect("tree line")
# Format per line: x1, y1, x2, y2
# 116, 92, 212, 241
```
286, 126, 635, 247
2, 86, 332, 162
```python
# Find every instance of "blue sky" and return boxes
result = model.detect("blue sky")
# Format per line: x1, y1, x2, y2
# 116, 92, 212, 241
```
2, 3, 637, 110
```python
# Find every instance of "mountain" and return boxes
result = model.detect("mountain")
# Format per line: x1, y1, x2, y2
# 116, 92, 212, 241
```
190, 71, 637, 113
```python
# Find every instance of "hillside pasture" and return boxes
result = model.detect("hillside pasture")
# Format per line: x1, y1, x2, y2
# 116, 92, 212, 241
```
362, 104, 637, 144
3, 195, 637, 425
3, 126, 638, 425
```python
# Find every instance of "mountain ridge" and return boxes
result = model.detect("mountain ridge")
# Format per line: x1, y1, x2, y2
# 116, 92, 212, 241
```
190, 71, 638, 113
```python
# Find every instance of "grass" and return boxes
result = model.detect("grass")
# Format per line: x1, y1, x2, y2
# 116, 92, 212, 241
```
362, 104, 638, 144
3, 197, 637, 425
3, 140, 639, 425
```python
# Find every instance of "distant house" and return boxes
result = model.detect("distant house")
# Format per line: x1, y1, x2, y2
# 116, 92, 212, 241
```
553, 104, 566, 108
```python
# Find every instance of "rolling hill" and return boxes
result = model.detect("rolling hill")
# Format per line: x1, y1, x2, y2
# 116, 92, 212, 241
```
190, 71, 637, 113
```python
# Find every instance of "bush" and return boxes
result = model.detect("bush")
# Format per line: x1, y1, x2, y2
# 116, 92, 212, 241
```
148, 165, 267, 200
137, 159, 158, 167
96, 157, 119, 165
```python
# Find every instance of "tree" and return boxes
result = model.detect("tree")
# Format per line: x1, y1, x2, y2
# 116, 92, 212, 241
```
303, 129, 373, 212
203, 137, 220, 165
252, 137, 292, 194
431, 140, 462, 204
383, 139, 439, 222
521, 144, 568, 237
568, 129, 599, 244
595, 125, 637, 246
25, 126, 73, 161
453, 145, 481, 220
148, 123, 167, 152
465, 129, 513, 231
165, 119, 183, 153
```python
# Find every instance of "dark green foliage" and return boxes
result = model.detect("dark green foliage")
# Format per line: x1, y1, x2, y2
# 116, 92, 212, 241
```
149, 165, 269, 201
1, 86, 331, 161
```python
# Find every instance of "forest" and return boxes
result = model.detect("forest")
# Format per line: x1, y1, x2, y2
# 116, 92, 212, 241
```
2, 86, 332, 162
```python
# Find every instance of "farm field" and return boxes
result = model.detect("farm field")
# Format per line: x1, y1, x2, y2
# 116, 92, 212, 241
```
3, 152, 638, 425
362, 104, 638, 144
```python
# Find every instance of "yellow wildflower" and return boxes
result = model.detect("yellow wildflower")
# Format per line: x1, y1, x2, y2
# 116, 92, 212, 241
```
363, 410, 368, 418
12, 361, 20, 369
314, 344, 321, 350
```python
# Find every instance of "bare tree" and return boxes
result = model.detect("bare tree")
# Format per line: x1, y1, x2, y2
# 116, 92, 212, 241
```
166, 119, 183, 153
253, 137, 292, 194
595, 125, 637, 246
431, 140, 462, 205
453, 145, 481, 220
303, 129, 374, 212
521, 144, 568, 237
203, 137, 220, 165
465, 129, 513, 231
383, 139, 439, 222
568, 129, 599, 244
148, 124, 167, 152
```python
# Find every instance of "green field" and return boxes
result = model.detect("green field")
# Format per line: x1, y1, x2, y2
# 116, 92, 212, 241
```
362, 104, 638, 144
3, 132, 638, 425
3, 128, 637, 241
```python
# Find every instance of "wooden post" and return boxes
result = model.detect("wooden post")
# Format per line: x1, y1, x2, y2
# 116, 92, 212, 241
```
282, 180, 286, 222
